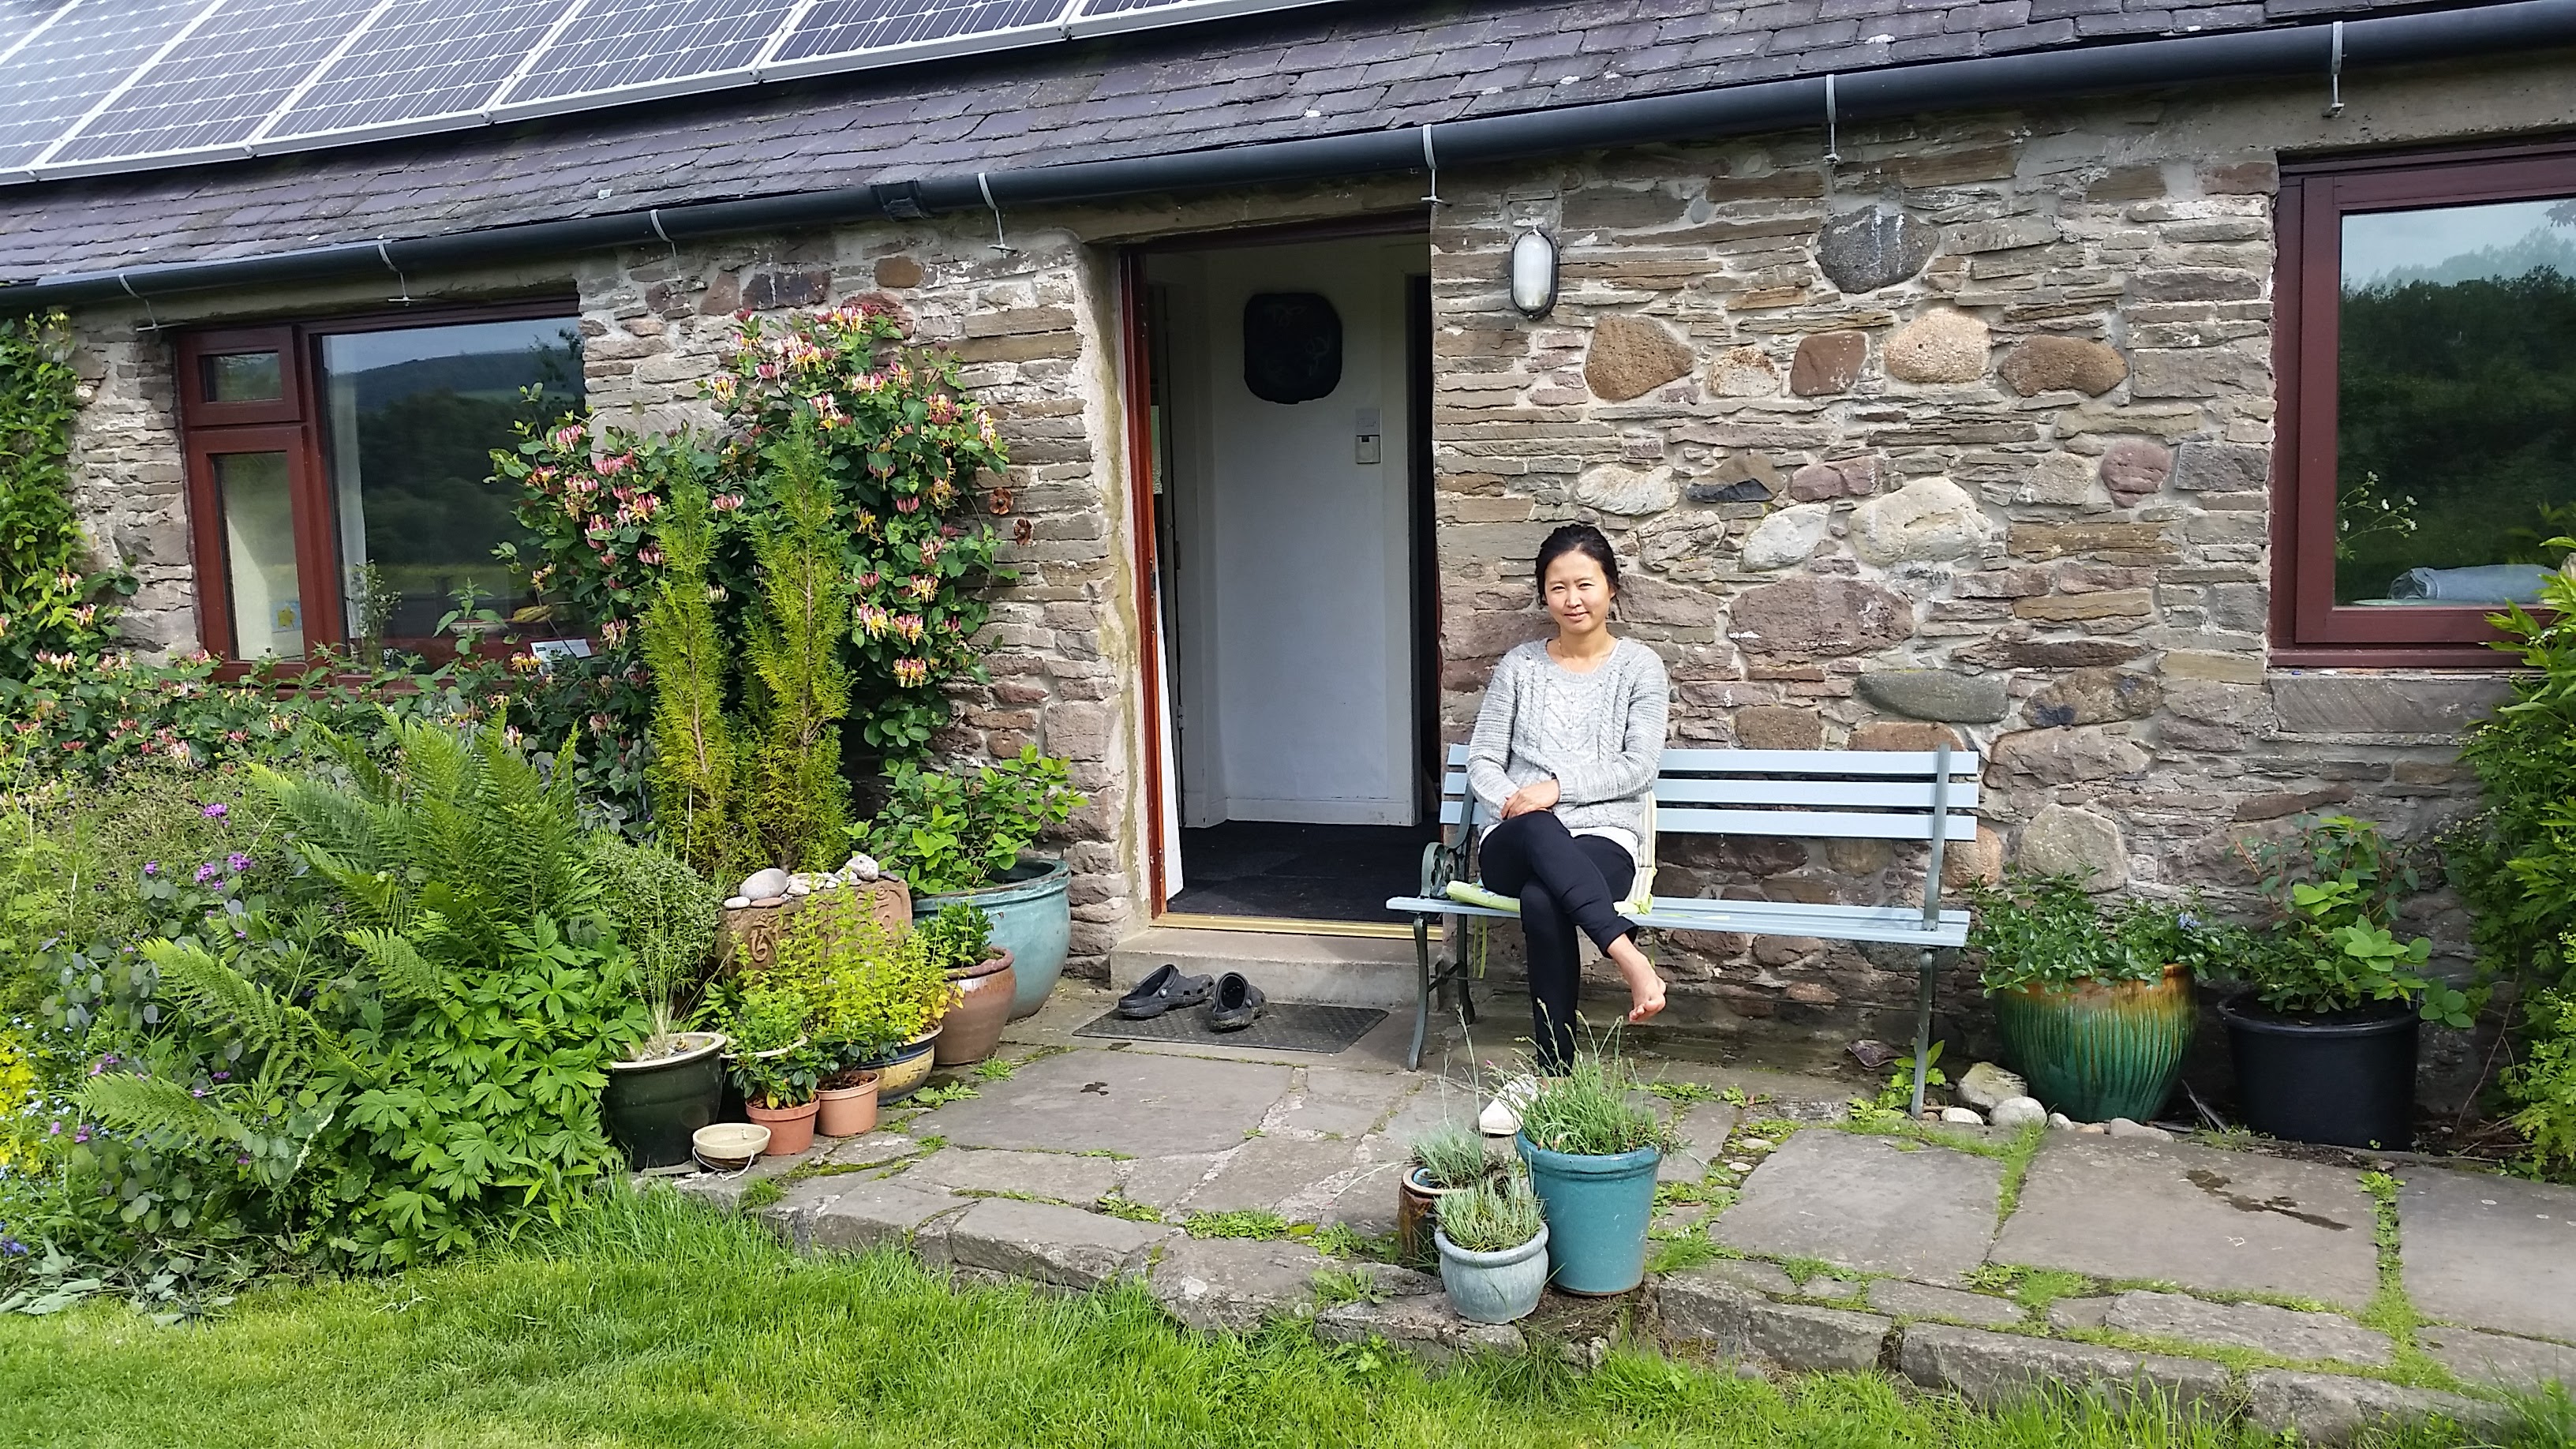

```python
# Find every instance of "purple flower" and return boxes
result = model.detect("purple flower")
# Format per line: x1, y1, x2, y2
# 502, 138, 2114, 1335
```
194, 862, 222, 885
202, 803, 228, 819
70, 1125, 91, 1144
226, 852, 253, 873
189, 1087, 207, 1099
212, 1070, 230, 1081
234, 1155, 252, 1167
143, 861, 159, 878
0, 1237, 25, 1258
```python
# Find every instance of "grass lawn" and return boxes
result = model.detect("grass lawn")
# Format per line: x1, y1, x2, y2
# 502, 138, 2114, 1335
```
0, 1189, 2551, 1449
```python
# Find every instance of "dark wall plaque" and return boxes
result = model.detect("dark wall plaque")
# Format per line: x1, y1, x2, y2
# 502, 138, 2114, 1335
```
1242, 292, 1342, 404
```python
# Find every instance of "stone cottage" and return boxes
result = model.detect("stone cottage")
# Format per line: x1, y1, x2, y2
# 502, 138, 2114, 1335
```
5, 0, 2571, 1099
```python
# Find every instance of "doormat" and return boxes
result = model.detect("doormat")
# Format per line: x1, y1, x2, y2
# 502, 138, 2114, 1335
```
1074, 1002, 1388, 1055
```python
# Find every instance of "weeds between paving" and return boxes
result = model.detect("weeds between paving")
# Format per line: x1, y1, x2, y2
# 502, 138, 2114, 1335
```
1, 1189, 2564, 1449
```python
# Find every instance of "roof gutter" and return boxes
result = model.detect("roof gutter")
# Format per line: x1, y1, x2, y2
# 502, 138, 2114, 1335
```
10, 0, 2576, 310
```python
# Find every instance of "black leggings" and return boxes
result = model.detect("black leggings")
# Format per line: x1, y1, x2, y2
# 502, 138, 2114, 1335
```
1478, 810, 1636, 1074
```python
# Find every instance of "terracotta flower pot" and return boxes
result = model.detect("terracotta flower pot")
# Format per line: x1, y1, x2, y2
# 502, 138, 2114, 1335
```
1994, 964, 2196, 1125
933, 947, 1016, 1067
743, 1097, 818, 1155
1396, 1165, 1473, 1265
814, 1073, 881, 1138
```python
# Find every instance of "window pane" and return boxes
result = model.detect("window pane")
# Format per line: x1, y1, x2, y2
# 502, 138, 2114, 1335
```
2338, 197, 2576, 605
214, 451, 303, 658
320, 317, 582, 642
201, 350, 283, 402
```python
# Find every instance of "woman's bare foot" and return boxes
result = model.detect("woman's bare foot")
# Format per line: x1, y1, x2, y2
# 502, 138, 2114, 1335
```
1607, 936, 1666, 1023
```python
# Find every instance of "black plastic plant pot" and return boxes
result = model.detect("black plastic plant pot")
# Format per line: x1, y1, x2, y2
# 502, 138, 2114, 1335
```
604, 1032, 728, 1170
2218, 994, 2419, 1150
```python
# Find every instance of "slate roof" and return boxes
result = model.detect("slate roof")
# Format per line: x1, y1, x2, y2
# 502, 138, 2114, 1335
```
0, 0, 2504, 279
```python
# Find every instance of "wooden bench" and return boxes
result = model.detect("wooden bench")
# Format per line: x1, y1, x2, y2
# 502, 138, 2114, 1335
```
1386, 743, 1979, 1111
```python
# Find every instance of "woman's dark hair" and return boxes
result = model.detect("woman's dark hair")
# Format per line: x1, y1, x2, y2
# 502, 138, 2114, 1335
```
1535, 522, 1621, 597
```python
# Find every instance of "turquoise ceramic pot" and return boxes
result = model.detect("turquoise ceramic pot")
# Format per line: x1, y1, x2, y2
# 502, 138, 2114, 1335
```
1515, 1136, 1661, 1295
1436, 1224, 1551, 1324
912, 858, 1071, 1020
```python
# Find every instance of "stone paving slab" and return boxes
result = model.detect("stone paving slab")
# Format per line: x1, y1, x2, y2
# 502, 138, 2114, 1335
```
1658, 1277, 1890, 1372
792, 1178, 967, 1252
1181, 1135, 1372, 1217
2399, 1166, 2576, 1344
2101, 1290, 2391, 1367
2417, 1326, 2576, 1391
904, 1147, 1123, 1205
1899, 1324, 2232, 1413
927, 1197, 1177, 1290
1149, 1236, 1334, 1334
1711, 1130, 2002, 1284
1272, 1065, 1417, 1138
908, 1047, 1294, 1156
1992, 1137, 2379, 1307
822, 1131, 926, 1168
1368, 1076, 1482, 1145
1118, 1153, 1222, 1211
1315, 1290, 1525, 1362
2245, 1370, 2508, 1447
1866, 1279, 2027, 1329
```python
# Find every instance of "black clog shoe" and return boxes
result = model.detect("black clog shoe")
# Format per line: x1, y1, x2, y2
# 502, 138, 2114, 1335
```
1207, 972, 1266, 1032
1118, 963, 1212, 1020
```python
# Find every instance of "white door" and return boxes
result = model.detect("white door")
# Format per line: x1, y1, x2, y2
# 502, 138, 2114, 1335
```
1158, 237, 1417, 827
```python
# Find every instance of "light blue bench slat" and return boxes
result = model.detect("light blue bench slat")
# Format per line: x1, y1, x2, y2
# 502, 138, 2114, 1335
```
1443, 770, 1979, 813
1387, 895, 1968, 948
1657, 807, 1979, 842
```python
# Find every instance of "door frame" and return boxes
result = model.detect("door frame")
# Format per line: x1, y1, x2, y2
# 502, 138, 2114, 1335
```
1117, 212, 1435, 921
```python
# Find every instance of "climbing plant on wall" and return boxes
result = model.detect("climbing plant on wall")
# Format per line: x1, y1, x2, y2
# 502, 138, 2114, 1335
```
0, 309, 131, 676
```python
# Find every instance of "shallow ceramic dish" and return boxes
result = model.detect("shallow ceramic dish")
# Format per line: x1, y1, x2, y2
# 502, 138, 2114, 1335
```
692, 1121, 770, 1170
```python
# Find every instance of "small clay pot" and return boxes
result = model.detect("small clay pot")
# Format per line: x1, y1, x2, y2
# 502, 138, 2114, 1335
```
1397, 1164, 1473, 1265
933, 948, 1017, 1067
814, 1073, 881, 1138
744, 1097, 818, 1156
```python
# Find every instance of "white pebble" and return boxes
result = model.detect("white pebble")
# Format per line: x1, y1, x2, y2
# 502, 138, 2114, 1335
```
1940, 1106, 1986, 1126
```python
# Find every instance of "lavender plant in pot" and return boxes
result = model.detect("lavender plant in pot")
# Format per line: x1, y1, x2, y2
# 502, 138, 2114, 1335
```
1396, 1124, 1492, 1264
1434, 1171, 1549, 1324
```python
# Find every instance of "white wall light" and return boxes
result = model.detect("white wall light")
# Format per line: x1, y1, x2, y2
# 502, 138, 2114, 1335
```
1507, 227, 1558, 318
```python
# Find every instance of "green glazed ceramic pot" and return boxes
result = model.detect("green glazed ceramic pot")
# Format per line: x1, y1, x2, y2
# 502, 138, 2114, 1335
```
1994, 964, 2196, 1124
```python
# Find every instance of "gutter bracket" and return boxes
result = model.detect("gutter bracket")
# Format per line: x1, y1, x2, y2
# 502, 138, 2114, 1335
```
115, 270, 161, 333
873, 181, 929, 221
648, 207, 680, 267
2325, 21, 2346, 118
1420, 125, 1443, 207
377, 239, 412, 305
977, 172, 1017, 255
1822, 73, 1840, 165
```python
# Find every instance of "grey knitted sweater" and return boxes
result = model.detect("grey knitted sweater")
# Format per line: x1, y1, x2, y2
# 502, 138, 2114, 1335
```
1465, 638, 1671, 852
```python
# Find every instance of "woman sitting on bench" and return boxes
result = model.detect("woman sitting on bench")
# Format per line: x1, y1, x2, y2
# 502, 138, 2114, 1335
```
1467, 522, 1669, 1133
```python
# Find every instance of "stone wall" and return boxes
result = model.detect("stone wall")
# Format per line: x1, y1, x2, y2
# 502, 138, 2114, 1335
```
1425, 67, 2563, 1100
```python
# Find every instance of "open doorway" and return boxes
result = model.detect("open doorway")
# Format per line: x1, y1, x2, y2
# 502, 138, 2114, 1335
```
1135, 228, 1437, 925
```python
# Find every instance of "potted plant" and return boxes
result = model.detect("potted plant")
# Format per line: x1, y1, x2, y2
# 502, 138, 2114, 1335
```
788, 897, 957, 1106
2215, 815, 2477, 1150
593, 837, 727, 1170
849, 747, 1084, 1020
1434, 1171, 1551, 1325
919, 902, 1015, 1067
813, 1049, 881, 1139
1514, 1052, 1672, 1296
1971, 872, 2206, 1125
723, 980, 822, 1155
1397, 1124, 1492, 1264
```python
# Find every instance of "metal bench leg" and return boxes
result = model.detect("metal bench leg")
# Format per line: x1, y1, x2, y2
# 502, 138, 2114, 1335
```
1908, 945, 1938, 1118
1409, 915, 1433, 1072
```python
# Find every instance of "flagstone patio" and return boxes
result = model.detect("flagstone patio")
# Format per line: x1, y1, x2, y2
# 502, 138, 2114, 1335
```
671, 984, 2576, 1446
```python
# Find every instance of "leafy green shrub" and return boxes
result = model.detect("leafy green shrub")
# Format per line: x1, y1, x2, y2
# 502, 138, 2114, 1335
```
2229, 815, 2474, 1027
2456, 549, 2576, 1170
0, 310, 131, 677
915, 902, 994, 973
587, 834, 721, 1010
1967, 873, 2225, 994
1436, 1171, 1543, 1253
1517, 1052, 1671, 1158
850, 747, 1085, 895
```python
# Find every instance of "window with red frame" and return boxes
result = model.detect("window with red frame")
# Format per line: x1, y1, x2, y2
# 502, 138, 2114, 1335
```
2275, 146, 2576, 666
176, 305, 582, 661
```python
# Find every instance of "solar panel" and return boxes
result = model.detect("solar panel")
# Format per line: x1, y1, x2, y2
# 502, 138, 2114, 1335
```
0, 0, 210, 176
43, 0, 381, 171
1065, 0, 1337, 37
766, 0, 1070, 80
496, 0, 800, 116
261, 0, 575, 147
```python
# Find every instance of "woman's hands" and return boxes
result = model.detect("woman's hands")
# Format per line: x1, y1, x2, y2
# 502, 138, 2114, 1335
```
1500, 777, 1561, 818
